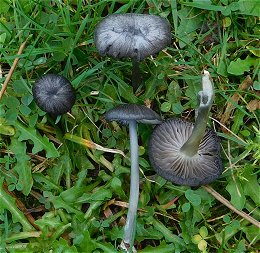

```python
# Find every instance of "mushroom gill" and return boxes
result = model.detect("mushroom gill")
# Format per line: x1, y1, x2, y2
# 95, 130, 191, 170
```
148, 118, 222, 186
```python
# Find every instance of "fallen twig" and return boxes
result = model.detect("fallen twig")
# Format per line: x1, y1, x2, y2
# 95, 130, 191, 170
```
0, 39, 28, 100
107, 199, 179, 222
203, 185, 260, 228
3, 182, 39, 230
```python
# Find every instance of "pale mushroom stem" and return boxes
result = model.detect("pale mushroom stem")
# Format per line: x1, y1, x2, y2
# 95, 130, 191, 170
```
180, 105, 211, 156
132, 60, 142, 92
181, 71, 214, 157
123, 120, 139, 250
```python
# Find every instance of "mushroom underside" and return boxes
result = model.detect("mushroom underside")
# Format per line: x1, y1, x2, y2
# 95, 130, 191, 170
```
148, 118, 223, 186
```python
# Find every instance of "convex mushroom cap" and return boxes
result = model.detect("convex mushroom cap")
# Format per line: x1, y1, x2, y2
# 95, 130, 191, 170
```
105, 103, 162, 124
32, 74, 76, 116
94, 13, 171, 61
148, 118, 222, 186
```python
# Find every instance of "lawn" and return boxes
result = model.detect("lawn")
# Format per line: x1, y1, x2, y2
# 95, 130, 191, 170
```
0, 0, 259, 252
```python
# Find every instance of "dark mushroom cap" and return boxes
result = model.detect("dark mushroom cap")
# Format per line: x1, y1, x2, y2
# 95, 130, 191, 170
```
105, 104, 162, 125
32, 74, 76, 116
94, 13, 171, 61
148, 118, 222, 186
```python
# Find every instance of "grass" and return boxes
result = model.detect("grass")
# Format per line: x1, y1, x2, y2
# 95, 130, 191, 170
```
0, 0, 259, 252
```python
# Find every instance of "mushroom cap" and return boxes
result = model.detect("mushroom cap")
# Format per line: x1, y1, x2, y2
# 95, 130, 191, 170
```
94, 13, 171, 61
148, 118, 222, 186
105, 104, 162, 125
32, 74, 76, 115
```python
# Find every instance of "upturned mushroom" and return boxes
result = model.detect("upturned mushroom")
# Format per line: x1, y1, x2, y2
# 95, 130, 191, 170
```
105, 104, 162, 252
148, 71, 222, 186
94, 13, 171, 91
32, 74, 76, 116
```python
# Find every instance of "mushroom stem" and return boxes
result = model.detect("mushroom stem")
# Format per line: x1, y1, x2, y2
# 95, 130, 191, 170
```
132, 60, 142, 92
181, 71, 214, 157
123, 120, 139, 251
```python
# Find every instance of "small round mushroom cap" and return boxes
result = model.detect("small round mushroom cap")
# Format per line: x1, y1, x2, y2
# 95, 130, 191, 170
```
148, 118, 222, 186
33, 74, 76, 115
105, 104, 162, 125
94, 13, 171, 61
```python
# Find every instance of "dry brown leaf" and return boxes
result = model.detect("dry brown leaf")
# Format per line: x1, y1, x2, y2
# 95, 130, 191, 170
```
103, 207, 113, 218
220, 75, 253, 132
247, 99, 260, 112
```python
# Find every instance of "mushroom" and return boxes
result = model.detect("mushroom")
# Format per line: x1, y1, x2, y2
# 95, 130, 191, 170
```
148, 71, 222, 186
32, 74, 76, 116
94, 13, 171, 91
105, 104, 162, 251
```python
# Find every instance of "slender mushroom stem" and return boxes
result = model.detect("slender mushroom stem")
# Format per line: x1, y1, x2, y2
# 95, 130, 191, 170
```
180, 104, 211, 156
132, 60, 142, 92
122, 120, 139, 251
181, 70, 214, 157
